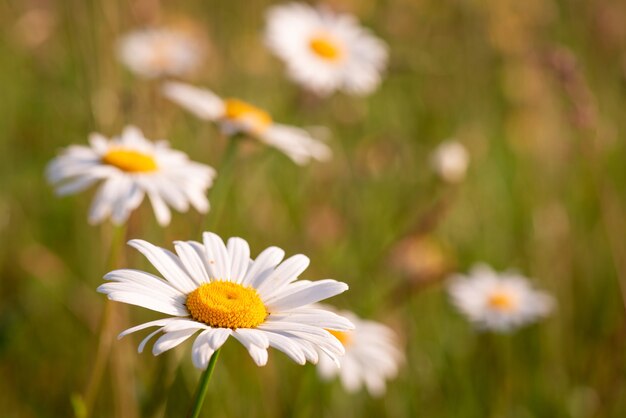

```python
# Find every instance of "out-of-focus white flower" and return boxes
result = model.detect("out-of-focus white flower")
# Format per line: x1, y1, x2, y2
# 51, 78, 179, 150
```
46, 126, 215, 226
162, 81, 331, 165
448, 264, 555, 332
98, 232, 353, 368
430, 140, 470, 183
117, 28, 204, 78
264, 2, 388, 96
316, 309, 404, 397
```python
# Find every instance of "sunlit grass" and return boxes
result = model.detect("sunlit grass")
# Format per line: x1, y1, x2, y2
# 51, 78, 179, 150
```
1, 0, 626, 417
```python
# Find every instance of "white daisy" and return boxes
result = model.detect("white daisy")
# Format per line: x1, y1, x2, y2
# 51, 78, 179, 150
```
264, 2, 388, 96
46, 125, 215, 226
97, 232, 353, 369
117, 27, 204, 79
448, 264, 555, 332
430, 140, 469, 184
316, 309, 404, 397
162, 81, 331, 165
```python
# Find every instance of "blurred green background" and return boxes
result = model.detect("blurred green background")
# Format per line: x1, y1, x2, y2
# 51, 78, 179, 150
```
1, 0, 626, 417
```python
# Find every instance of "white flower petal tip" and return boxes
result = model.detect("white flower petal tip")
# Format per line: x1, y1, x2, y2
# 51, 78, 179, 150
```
430, 140, 470, 183
314, 308, 404, 396
117, 27, 205, 79
447, 263, 555, 332
45, 126, 215, 227
264, 2, 388, 96
98, 232, 352, 368
162, 81, 332, 165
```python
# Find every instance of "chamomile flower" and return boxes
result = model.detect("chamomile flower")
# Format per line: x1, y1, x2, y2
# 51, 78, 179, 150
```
264, 2, 388, 96
430, 140, 469, 183
162, 81, 331, 165
316, 309, 404, 397
448, 264, 555, 332
46, 126, 215, 226
97, 232, 353, 369
117, 27, 204, 79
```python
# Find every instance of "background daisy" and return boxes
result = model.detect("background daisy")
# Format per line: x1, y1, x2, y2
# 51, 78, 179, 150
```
430, 140, 470, 184
162, 81, 331, 165
46, 125, 215, 226
316, 308, 404, 397
117, 27, 204, 79
448, 264, 555, 332
264, 2, 388, 96
98, 232, 353, 368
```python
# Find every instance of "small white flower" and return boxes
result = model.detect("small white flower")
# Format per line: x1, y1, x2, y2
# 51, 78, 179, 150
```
430, 140, 470, 183
264, 2, 388, 96
316, 309, 404, 396
162, 81, 331, 165
46, 126, 215, 226
97, 232, 353, 368
117, 27, 204, 79
448, 264, 555, 332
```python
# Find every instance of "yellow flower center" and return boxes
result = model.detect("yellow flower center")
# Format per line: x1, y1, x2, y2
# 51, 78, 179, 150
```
223, 99, 272, 134
102, 149, 158, 172
326, 329, 352, 347
186, 281, 268, 329
487, 291, 517, 312
309, 35, 343, 61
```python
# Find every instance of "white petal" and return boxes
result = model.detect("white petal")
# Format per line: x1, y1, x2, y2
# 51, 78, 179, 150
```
162, 81, 225, 121
203, 232, 231, 281
147, 190, 172, 226
191, 330, 215, 369
242, 247, 285, 287
256, 254, 310, 298
118, 318, 181, 339
128, 239, 197, 293
103, 291, 188, 316
174, 241, 211, 286
232, 329, 270, 366
152, 328, 198, 355
227, 237, 250, 284
260, 331, 306, 365
207, 328, 232, 350
266, 280, 349, 311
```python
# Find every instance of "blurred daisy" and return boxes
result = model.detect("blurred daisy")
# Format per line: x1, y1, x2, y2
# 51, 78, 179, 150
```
117, 27, 204, 79
264, 2, 388, 96
448, 264, 554, 332
162, 81, 331, 165
430, 140, 469, 183
317, 309, 404, 397
46, 126, 215, 226
98, 232, 353, 368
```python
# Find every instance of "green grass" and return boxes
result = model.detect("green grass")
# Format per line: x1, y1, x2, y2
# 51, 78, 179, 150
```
1, 0, 626, 417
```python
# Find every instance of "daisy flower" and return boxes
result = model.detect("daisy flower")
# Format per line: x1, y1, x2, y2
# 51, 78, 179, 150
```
264, 2, 388, 96
117, 27, 204, 79
162, 81, 331, 165
46, 126, 215, 226
316, 309, 404, 397
430, 140, 470, 184
448, 264, 555, 332
97, 232, 353, 369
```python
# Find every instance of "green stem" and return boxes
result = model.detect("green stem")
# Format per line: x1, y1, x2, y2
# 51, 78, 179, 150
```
187, 349, 221, 418
208, 137, 239, 230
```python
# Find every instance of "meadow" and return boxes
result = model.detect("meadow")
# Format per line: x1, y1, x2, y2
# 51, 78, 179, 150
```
1, 0, 626, 417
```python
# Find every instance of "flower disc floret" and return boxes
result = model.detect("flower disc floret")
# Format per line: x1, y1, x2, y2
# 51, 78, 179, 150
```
186, 281, 268, 329
326, 329, 352, 346
223, 99, 272, 133
309, 35, 343, 60
487, 292, 516, 312
102, 149, 158, 172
